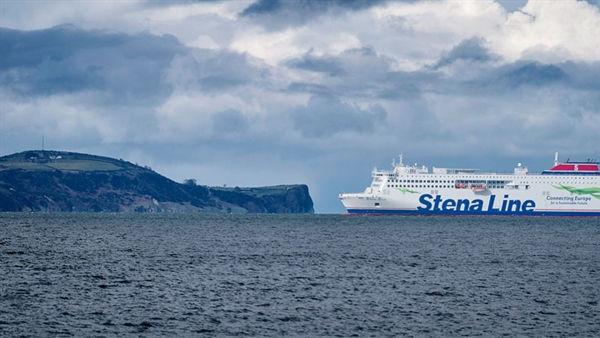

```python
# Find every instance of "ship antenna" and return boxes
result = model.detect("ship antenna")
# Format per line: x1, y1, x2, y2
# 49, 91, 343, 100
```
398, 154, 403, 166
554, 152, 558, 166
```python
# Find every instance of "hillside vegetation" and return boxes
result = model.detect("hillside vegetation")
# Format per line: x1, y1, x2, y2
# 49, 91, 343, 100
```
0, 150, 314, 213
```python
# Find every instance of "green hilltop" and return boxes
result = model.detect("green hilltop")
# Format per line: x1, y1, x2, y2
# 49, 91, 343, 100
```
0, 150, 141, 171
0, 150, 314, 214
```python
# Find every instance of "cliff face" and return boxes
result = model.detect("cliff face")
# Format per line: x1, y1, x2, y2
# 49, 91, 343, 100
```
210, 185, 314, 214
0, 151, 314, 214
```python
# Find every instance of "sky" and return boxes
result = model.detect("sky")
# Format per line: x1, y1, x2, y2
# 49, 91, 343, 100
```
1, 0, 600, 213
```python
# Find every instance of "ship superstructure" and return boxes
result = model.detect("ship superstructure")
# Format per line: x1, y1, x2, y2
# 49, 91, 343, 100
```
339, 153, 600, 216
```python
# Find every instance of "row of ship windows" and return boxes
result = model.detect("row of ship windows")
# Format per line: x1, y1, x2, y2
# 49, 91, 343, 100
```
389, 179, 509, 184
389, 179, 593, 185
391, 179, 458, 183
388, 185, 506, 189
395, 176, 596, 180
389, 176, 598, 184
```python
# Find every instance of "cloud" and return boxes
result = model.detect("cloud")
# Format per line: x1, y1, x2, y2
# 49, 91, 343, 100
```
1, 24, 184, 101
240, 0, 387, 30
286, 49, 346, 77
211, 109, 249, 135
291, 94, 387, 138
165, 51, 270, 93
285, 46, 421, 101
0, 2, 141, 31
2, 0, 600, 213
433, 37, 497, 69
493, 0, 600, 62
501, 62, 567, 87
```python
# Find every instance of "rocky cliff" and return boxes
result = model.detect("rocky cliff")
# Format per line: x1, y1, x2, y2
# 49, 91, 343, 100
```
0, 150, 314, 214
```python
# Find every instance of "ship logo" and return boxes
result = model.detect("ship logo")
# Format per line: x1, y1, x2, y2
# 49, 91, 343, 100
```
552, 185, 600, 200
396, 187, 419, 194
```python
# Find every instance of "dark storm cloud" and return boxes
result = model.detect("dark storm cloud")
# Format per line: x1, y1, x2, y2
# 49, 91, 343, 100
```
501, 62, 567, 87
174, 50, 271, 92
285, 40, 596, 113
0, 24, 271, 104
285, 46, 433, 100
286, 49, 345, 76
240, 0, 387, 29
0, 24, 186, 101
241, 0, 281, 15
445, 61, 570, 96
291, 94, 387, 137
286, 47, 389, 79
241, 0, 386, 16
433, 37, 496, 69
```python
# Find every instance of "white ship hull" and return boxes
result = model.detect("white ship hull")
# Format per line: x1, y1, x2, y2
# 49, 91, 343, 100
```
340, 154, 600, 217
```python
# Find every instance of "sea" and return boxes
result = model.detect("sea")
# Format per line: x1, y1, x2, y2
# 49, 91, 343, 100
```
1, 213, 599, 337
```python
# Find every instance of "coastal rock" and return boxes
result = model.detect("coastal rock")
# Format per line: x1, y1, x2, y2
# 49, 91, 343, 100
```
0, 151, 314, 214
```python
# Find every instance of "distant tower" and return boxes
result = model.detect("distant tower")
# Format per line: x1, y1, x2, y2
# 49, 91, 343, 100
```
42, 135, 45, 151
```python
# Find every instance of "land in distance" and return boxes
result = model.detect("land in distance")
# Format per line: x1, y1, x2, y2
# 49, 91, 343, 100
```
0, 150, 314, 214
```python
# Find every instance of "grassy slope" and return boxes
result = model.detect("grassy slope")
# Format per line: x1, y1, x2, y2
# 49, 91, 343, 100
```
0, 150, 137, 172
0, 150, 313, 213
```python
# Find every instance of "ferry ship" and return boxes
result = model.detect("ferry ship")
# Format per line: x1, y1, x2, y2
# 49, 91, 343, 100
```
339, 153, 600, 216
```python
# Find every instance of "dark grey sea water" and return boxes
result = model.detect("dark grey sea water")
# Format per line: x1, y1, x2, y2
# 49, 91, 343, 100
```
1, 213, 599, 337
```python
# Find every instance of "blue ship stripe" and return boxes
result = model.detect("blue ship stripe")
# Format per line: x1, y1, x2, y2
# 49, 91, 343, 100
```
346, 209, 600, 217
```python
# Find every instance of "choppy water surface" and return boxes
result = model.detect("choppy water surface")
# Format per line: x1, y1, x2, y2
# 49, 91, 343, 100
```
1, 213, 599, 337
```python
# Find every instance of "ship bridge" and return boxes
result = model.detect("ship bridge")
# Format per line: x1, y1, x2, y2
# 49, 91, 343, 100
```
432, 168, 478, 175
